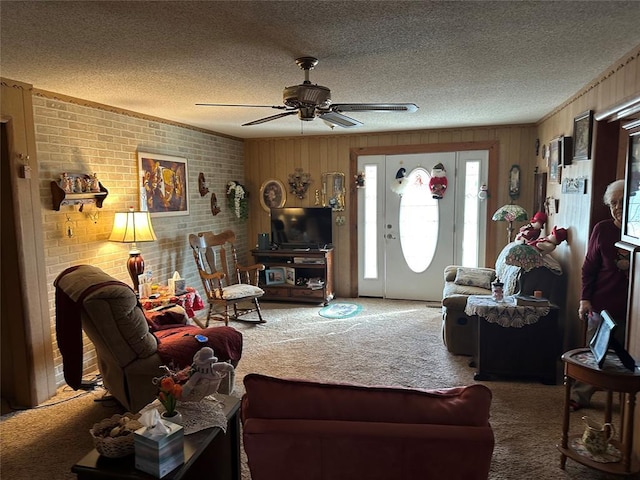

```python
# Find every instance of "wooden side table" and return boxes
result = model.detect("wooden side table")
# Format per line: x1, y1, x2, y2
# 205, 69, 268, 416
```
465, 295, 560, 384
72, 395, 241, 480
558, 348, 640, 475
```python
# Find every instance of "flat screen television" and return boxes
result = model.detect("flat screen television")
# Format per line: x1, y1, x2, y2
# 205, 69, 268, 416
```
270, 207, 333, 249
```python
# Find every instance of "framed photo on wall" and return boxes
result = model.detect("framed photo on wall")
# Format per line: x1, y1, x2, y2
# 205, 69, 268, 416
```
572, 110, 594, 161
533, 172, 547, 214
548, 137, 561, 183
138, 151, 189, 216
259, 179, 286, 213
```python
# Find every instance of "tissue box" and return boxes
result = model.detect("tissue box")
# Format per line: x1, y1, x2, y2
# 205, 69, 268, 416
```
134, 421, 184, 478
168, 278, 187, 295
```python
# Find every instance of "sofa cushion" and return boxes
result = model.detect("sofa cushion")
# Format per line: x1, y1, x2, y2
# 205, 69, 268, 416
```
454, 267, 495, 289
242, 373, 492, 427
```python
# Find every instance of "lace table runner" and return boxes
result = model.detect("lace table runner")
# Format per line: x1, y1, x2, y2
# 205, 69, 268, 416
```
465, 295, 551, 328
139, 395, 228, 435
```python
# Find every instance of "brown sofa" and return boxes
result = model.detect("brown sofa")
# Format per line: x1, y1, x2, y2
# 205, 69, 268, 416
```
241, 373, 495, 480
54, 265, 243, 412
442, 242, 565, 355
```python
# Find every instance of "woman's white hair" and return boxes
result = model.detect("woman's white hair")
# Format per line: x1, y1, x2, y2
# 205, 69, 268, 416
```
603, 179, 625, 206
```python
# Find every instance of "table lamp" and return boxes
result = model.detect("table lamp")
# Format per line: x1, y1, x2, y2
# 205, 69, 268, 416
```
108, 207, 157, 292
492, 203, 528, 243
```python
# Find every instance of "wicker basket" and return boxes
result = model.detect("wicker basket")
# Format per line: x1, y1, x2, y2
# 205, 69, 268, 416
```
90, 413, 141, 458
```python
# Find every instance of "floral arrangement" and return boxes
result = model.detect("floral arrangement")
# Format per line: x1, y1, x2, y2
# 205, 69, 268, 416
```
227, 181, 249, 220
157, 371, 183, 417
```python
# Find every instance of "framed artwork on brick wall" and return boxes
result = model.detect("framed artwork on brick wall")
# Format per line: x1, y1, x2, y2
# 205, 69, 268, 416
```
138, 151, 189, 216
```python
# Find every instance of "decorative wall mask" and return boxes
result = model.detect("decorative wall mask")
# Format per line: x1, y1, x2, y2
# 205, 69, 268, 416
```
198, 172, 209, 197
210, 192, 220, 216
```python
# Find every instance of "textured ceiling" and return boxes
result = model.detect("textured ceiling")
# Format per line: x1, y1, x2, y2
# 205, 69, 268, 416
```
1, 1, 640, 139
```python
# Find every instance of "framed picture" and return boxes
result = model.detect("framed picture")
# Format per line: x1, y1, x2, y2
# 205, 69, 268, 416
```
533, 172, 547, 213
622, 121, 640, 246
265, 267, 285, 285
260, 179, 286, 213
560, 135, 573, 167
589, 310, 636, 370
572, 110, 594, 161
284, 267, 296, 285
561, 177, 587, 194
138, 151, 189, 216
548, 137, 561, 183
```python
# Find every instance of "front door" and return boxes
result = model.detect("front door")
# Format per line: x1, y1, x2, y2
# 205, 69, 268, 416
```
357, 150, 488, 301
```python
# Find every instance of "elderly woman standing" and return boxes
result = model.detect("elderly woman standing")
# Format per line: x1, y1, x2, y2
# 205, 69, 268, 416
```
571, 179, 631, 410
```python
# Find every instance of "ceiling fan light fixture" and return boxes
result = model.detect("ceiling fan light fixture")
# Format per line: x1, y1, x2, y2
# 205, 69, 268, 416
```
283, 84, 331, 108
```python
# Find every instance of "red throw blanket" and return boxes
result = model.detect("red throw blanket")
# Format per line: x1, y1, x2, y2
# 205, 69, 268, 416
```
54, 266, 131, 389
153, 325, 243, 369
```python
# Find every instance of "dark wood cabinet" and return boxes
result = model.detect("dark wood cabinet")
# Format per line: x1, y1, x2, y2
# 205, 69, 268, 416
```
252, 248, 334, 305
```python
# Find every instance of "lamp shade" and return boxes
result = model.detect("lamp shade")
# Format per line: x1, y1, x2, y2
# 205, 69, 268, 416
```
491, 204, 529, 222
108, 209, 157, 246
504, 243, 544, 272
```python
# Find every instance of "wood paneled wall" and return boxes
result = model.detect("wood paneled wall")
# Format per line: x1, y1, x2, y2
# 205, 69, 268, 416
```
244, 126, 539, 297
536, 46, 640, 350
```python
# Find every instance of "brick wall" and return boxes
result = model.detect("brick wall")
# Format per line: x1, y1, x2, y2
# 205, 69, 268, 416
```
33, 95, 247, 386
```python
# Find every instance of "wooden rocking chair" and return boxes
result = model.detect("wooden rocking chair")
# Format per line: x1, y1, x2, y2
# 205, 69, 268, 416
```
189, 230, 266, 327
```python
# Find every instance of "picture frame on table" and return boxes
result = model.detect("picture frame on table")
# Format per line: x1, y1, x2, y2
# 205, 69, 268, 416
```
572, 110, 594, 161
138, 151, 189, 216
259, 179, 286, 213
265, 267, 285, 285
548, 137, 562, 183
284, 267, 296, 285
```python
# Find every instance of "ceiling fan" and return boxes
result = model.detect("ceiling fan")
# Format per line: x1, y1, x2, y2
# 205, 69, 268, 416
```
196, 56, 418, 128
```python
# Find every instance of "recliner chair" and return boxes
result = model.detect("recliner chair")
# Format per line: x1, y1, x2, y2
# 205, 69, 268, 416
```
54, 265, 243, 412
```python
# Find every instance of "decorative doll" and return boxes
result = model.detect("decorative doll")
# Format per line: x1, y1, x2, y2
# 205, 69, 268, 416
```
428, 163, 448, 199
528, 226, 568, 255
515, 211, 548, 244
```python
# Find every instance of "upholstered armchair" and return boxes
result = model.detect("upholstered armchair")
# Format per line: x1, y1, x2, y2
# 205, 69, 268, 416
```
54, 265, 243, 412
442, 242, 566, 355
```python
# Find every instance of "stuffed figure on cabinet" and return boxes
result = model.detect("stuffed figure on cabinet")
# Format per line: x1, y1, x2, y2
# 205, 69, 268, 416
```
528, 226, 567, 255
429, 163, 448, 199
515, 211, 548, 244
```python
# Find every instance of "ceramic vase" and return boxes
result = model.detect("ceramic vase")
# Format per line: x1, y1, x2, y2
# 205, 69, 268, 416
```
161, 410, 183, 426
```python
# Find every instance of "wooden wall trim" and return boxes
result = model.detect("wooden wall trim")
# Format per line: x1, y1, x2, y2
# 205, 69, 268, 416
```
348, 140, 499, 297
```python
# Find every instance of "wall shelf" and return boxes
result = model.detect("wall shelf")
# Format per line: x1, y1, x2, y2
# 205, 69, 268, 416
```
50, 175, 108, 211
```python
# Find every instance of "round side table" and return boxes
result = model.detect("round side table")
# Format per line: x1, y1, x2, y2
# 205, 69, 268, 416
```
558, 348, 640, 475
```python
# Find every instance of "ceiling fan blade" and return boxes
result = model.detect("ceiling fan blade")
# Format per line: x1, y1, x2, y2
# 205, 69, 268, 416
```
330, 103, 419, 113
242, 110, 298, 126
196, 103, 288, 110
318, 111, 363, 128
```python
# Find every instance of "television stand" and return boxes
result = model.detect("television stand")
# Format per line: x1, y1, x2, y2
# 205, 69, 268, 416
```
251, 247, 334, 305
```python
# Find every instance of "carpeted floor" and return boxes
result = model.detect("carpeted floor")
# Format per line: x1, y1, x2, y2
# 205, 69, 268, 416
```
0, 298, 633, 479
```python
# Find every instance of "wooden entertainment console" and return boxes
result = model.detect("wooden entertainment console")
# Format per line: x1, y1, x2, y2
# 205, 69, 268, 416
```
251, 248, 334, 305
